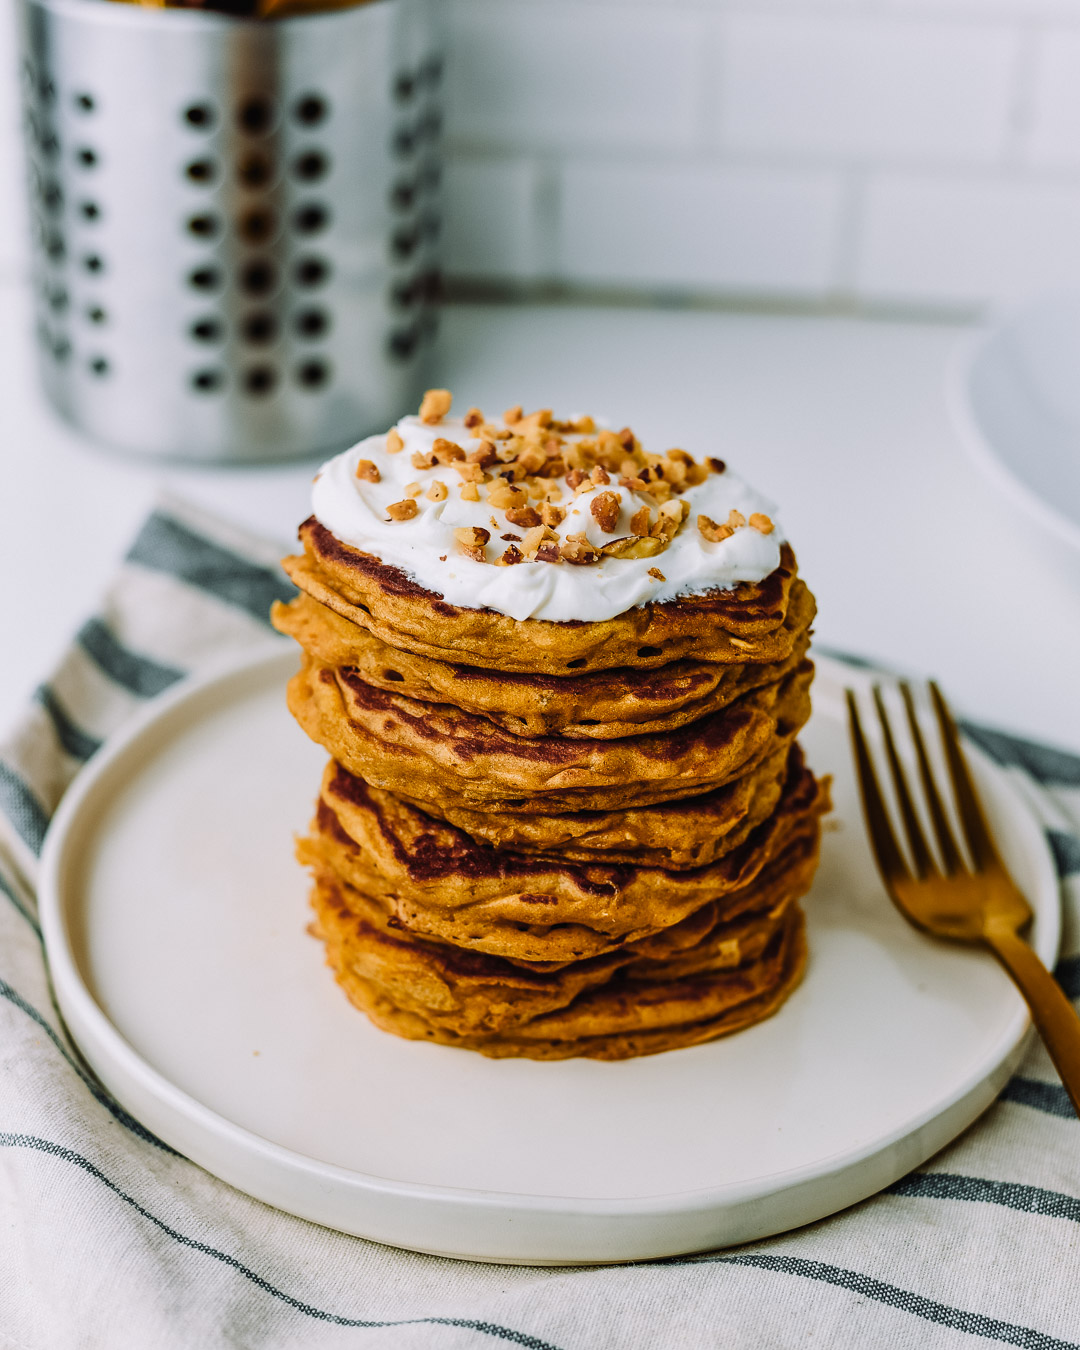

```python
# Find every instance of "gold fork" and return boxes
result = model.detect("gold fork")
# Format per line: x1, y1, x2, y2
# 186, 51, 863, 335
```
847, 680, 1080, 1120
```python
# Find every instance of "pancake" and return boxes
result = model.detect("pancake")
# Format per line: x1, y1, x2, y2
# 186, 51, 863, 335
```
283, 517, 804, 675
311, 879, 807, 1061
286, 655, 814, 813
271, 587, 814, 740
398, 740, 809, 868
299, 751, 828, 961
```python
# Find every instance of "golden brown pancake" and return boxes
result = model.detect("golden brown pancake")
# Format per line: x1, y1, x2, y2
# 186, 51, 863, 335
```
271, 586, 814, 740
299, 751, 828, 962
311, 878, 808, 1060
286, 655, 814, 814
283, 517, 805, 675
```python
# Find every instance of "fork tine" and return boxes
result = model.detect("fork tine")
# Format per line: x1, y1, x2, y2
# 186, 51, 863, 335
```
929, 681, 1004, 873
872, 685, 938, 879
846, 689, 913, 888
899, 681, 967, 876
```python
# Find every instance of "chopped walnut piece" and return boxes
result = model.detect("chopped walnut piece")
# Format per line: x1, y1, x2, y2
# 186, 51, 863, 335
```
697, 514, 733, 543
629, 504, 651, 536
463, 407, 484, 428
506, 505, 542, 529
496, 544, 524, 566
653, 498, 689, 541
355, 459, 380, 482
560, 532, 600, 565
666, 448, 693, 465
727, 509, 746, 529
454, 525, 490, 561
411, 449, 437, 469
618, 427, 636, 452
601, 535, 665, 559
590, 465, 611, 486
517, 446, 546, 475
467, 440, 498, 467
403, 482, 422, 498
386, 429, 405, 454
432, 438, 465, 464
521, 524, 555, 557
455, 461, 486, 483
426, 480, 448, 502
503, 404, 523, 425
590, 490, 620, 533
460, 482, 481, 501
501, 532, 521, 542
535, 542, 561, 564
540, 502, 566, 528
573, 415, 596, 434
708, 457, 726, 474
487, 481, 528, 511
648, 567, 666, 581
566, 468, 587, 490
386, 499, 418, 521
749, 512, 774, 534
419, 388, 452, 424
620, 475, 648, 492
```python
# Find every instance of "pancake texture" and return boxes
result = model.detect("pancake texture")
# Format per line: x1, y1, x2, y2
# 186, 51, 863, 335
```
280, 394, 827, 1059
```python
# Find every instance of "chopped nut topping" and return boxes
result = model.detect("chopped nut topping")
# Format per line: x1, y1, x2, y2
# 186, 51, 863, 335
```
503, 404, 523, 425
426, 480, 448, 502
629, 505, 651, 536
648, 567, 666, 581
697, 514, 733, 543
403, 482, 422, 498
601, 535, 665, 559
460, 482, 481, 502
454, 525, 489, 561
386, 499, 418, 521
487, 481, 528, 511
506, 505, 542, 529
467, 440, 498, 467
520, 524, 555, 557
620, 474, 648, 492
411, 449, 437, 469
540, 501, 566, 527
463, 407, 484, 429
496, 544, 524, 566
590, 465, 611, 486
618, 427, 636, 452
565, 468, 587, 490
501, 532, 521, 542
535, 542, 561, 564
355, 459, 380, 482
749, 512, 774, 534
728, 509, 746, 529
432, 438, 465, 464
386, 429, 404, 454
419, 388, 452, 424
455, 461, 486, 483
707, 457, 726, 474
560, 532, 600, 565
590, 491, 620, 533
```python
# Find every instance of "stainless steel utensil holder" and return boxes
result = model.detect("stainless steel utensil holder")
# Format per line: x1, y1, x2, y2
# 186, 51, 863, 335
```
18, 0, 441, 462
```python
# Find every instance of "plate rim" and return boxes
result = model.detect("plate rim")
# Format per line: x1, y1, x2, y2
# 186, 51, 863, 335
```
38, 648, 1061, 1234
949, 291, 1080, 557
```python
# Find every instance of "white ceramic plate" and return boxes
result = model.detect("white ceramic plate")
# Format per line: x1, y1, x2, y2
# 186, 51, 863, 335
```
952, 289, 1080, 561
39, 649, 1059, 1265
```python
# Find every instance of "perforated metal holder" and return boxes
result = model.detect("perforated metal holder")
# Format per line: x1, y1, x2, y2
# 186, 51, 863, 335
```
19, 0, 441, 462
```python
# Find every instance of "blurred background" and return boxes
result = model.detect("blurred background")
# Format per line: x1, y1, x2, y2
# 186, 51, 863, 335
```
6, 0, 1080, 315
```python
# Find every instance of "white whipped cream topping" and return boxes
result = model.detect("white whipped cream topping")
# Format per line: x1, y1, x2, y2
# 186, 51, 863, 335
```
311, 415, 785, 623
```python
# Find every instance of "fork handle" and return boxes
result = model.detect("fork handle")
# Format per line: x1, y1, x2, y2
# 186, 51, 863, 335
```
983, 925, 1080, 1119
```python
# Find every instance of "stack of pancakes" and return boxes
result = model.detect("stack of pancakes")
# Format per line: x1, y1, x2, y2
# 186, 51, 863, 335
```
274, 411, 828, 1060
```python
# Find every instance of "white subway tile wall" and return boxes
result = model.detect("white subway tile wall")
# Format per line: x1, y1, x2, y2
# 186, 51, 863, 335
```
4, 0, 1080, 310
440, 0, 1080, 312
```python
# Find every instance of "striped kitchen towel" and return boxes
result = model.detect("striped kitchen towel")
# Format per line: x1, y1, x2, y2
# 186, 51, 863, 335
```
1, 495, 1079, 1350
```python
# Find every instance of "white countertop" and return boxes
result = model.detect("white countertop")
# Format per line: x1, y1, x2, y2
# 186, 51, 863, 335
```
3, 284, 1079, 753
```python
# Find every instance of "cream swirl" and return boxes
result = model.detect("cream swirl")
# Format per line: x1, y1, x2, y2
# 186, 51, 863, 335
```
311, 412, 784, 623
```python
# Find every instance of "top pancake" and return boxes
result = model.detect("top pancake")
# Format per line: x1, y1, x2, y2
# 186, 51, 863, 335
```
283, 517, 805, 675
271, 584, 814, 739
